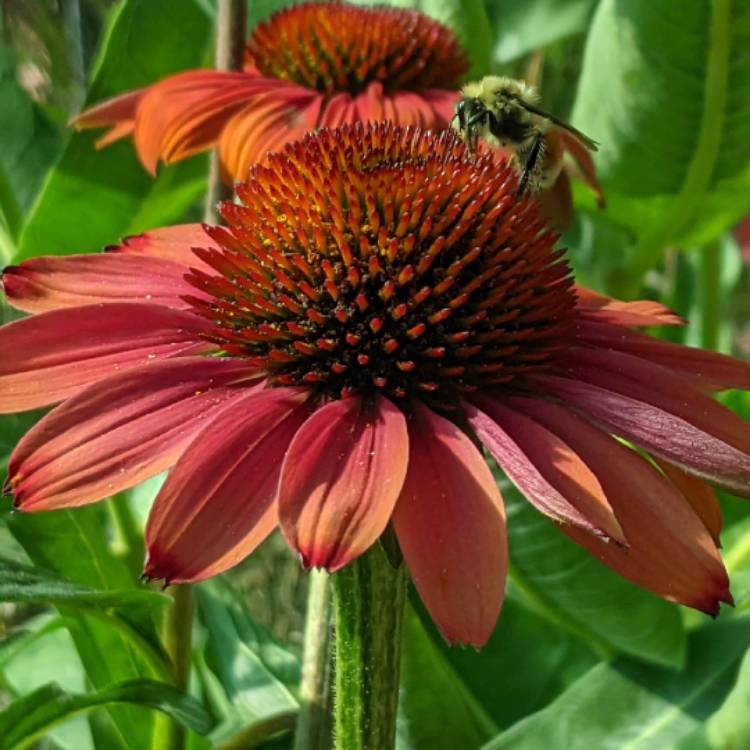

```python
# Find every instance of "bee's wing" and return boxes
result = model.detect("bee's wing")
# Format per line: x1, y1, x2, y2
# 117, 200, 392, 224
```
521, 101, 599, 151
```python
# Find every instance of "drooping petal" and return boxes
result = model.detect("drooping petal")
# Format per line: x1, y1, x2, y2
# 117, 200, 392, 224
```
219, 88, 323, 179
70, 88, 145, 147
144, 387, 312, 583
577, 319, 750, 391
415, 88, 459, 125
393, 403, 507, 647
555, 128, 606, 208
131, 71, 269, 173
110, 223, 219, 268
466, 398, 625, 543
278, 394, 409, 572
539, 348, 750, 496
0, 303, 213, 412
511, 396, 731, 614
2, 254, 201, 313
574, 285, 685, 327
656, 460, 723, 546
538, 170, 574, 233
6, 358, 258, 511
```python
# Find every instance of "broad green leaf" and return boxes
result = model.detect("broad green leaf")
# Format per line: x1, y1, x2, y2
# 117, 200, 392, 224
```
1, 615, 93, 750
484, 619, 750, 750
420, 594, 596, 730
502, 483, 687, 668
196, 578, 300, 728
487, 0, 596, 64
676, 644, 750, 750
572, 0, 750, 270
721, 513, 750, 613
0, 555, 169, 610
5, 505, 171, 749
0, 679, 211, 750
0, 43, 62, 237
16, 0, 213, 261
0, 616, 67, 669
397, 605, 494, 750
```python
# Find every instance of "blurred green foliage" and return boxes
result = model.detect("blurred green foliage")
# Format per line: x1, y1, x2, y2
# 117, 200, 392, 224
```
1, 1, 750, 749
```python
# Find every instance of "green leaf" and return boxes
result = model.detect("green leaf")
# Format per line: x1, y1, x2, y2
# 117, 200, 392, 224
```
0, 679, 212, 750
0, 43, 62, 235
503, 484, 687, 668
418, 594, 596, 730
0, 616, 67, 669
487, 0, 596, 64
397, 605, 495, 750
0, 615, 94, 750
0, 554, 169, 610
572, 0, 749, 268
196, 578, 300, 729
721, 513, 750, 613
484, 619, 750, 750
4, 505, 171, 749
15, 0, 213, 261
676, 644, 750, 750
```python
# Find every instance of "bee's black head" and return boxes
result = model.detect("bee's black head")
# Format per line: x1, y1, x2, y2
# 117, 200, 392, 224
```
454, 99, 493, 151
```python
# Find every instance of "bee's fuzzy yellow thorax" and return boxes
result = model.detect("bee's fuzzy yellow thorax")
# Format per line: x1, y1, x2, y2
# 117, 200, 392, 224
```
460, 76, 540, 108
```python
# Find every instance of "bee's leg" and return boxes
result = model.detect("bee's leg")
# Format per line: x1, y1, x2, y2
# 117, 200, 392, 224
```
518, 133, 545, 195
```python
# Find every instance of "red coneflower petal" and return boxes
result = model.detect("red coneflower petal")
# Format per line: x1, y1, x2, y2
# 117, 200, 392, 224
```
278, 394, 409, 571
575, 286, 685, 327
219, 89, 322, 179
466, 398, 626, 544
70, 88, 145, 147
542, 348, 750, 496
412, 88, 459, 125
392, 403, 507, 647
554, 129, 606, 209
111, 224, 219, 268
144, 386, 312, 583
2, 254, 201, 313
538, 171, 574, 234
577, 319, 750, 391
656, 460, 723, 546
0, 303, 213, 412
512, 397, 731, 614
6, 357, 257, 511
132, 71, 269, 173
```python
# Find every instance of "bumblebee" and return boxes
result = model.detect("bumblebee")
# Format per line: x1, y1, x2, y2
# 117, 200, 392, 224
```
452, 76, 599, 197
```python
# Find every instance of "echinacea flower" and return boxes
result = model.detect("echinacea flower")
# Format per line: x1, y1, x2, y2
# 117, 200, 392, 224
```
3, 123, 750, 647
72, 2, 466, 181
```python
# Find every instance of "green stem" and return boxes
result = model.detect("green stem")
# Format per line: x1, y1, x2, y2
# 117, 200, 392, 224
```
294, 569, 333, 750
332, 544, 406, 750
204, 0, 247, 223
700, 240, 722, 352
157, 585, 194, 750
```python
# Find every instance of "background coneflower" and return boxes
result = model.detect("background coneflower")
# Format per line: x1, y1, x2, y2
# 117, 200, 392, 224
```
71, 2, 467, 181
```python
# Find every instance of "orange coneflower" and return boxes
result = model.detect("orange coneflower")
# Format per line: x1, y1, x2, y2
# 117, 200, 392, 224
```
2, 123, 747, 646
72, 2, 466, 181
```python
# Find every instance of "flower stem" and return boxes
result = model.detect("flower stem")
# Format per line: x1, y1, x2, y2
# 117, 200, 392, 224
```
700, 240, 723, 352
161, 584, 194, 750
293, 569, 333, 750
205, 0, 247, 223
332, 543, 407, 750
